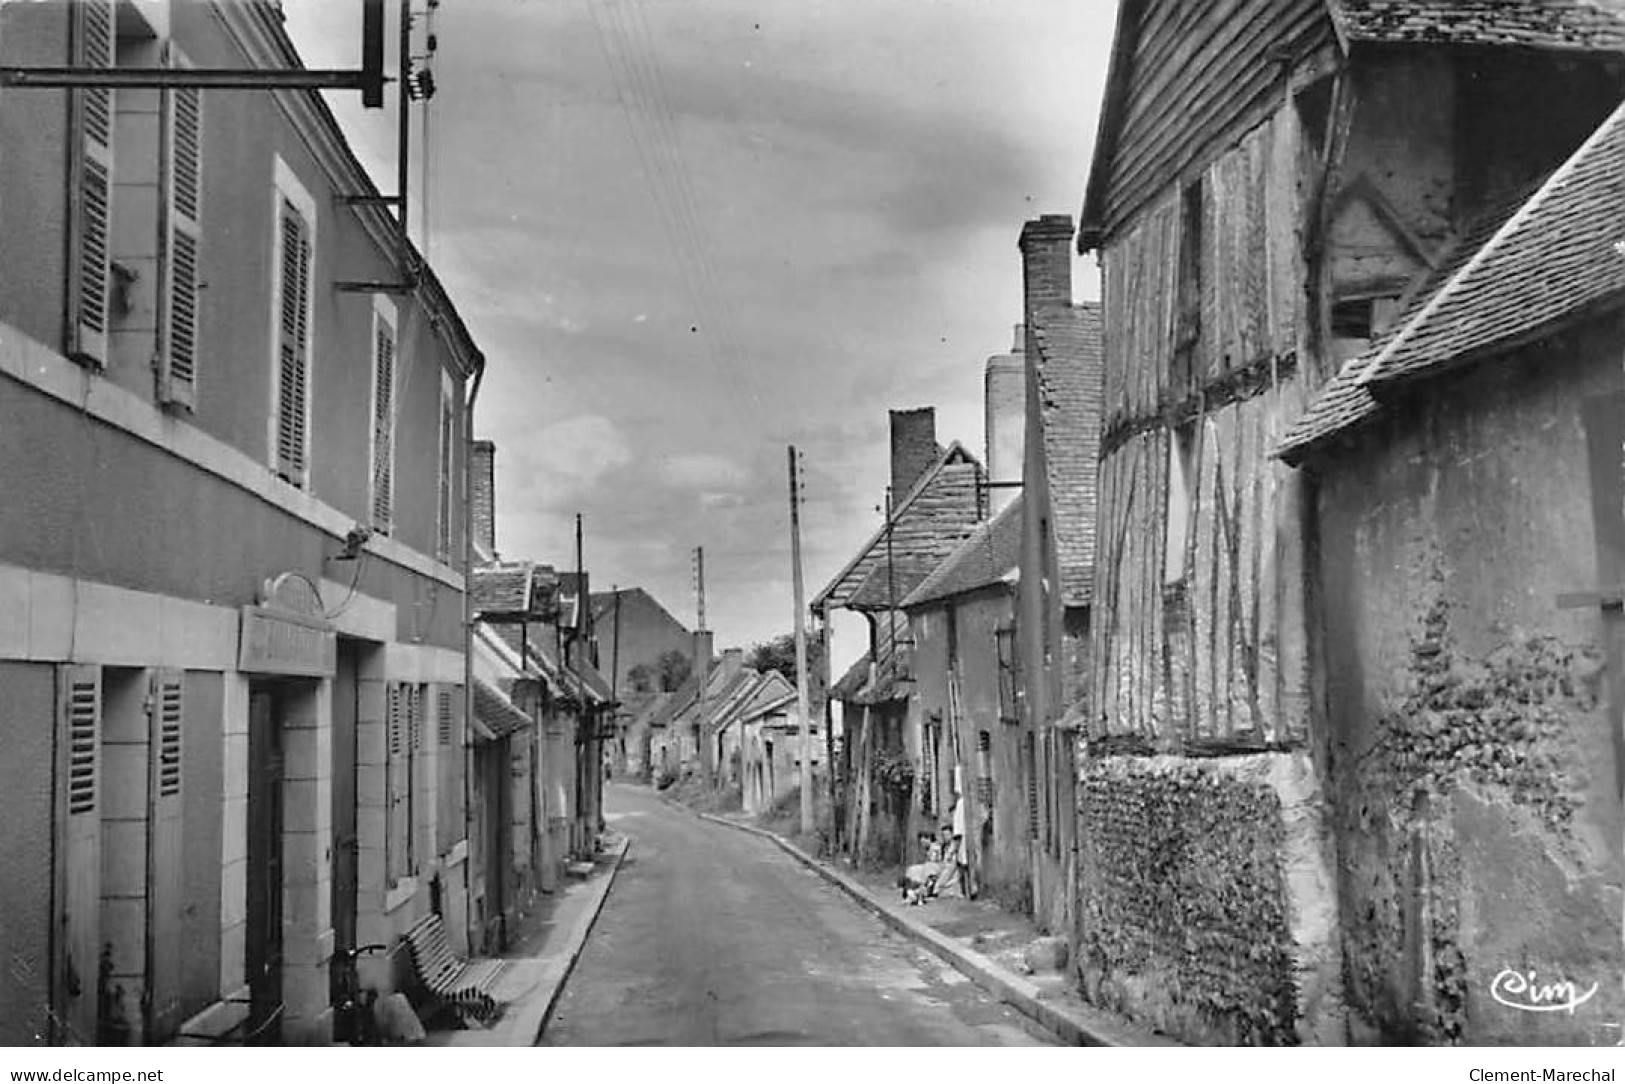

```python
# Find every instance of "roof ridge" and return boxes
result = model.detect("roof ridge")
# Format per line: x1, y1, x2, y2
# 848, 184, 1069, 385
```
811, 437, 982, 609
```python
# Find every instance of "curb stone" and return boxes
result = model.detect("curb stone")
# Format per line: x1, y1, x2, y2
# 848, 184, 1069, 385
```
686, 807, 1178, 1048
525, 836, 629, 1044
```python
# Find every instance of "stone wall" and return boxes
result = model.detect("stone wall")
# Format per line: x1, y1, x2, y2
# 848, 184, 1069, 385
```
1075, 752, 1340, 1045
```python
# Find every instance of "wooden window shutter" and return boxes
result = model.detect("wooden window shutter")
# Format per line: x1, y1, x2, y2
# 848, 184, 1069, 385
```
275, 202, 312, 487
145, 669, 185, 1042
157, 44, 202, 410
996, 627, 1020, 724
53, 665, 102, 1045
436, 689, 460, 855
386, 683, 407, 882
370, 316, 396, 533
409, 685, 422, 871
67, 0, 115, 368
1025, 731, 1039, 841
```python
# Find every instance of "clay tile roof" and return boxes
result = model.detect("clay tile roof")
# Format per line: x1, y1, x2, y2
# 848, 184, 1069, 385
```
1330, 0, 1625, 49
472, 677, 533, 741
902, 495, 1023, 608
471, 562, 532, 616
1277, 172, 1552, 462
1031, 302, 1104, 606
846, 563, 935, 612
811, 443, 984, 612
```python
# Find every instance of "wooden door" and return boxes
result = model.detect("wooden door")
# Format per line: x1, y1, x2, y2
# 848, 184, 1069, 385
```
144, 669, 185, 1043
329, 649, 359, 1013
52, 665, 101, 1045
245, 689, 283, 1044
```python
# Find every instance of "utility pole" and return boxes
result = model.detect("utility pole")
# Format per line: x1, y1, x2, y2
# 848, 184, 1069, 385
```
789, 446, 813, 834
694, 547, 712, 788
611, 586, 622, 777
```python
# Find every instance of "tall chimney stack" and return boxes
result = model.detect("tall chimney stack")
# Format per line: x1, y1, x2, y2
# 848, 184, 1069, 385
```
471, 439, 497, 558
1019, 214, 1075, 359
984, 323, 1025, 515
889, 407, 938, 498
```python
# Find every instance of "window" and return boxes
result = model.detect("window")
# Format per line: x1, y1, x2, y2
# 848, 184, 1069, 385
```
1175, 178, 1204, 369
437, 372, 456, 560
271, 160, 315, 488
385, 682, 420, 884
995, 624, 1021, 724
157, 44, 202, 409
67, 0, 116, 368
1164, 422, 1198, 585
370, 301, 398, 533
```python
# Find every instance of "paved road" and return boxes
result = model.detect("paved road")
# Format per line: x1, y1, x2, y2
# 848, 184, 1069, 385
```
541, 783, 1057, 1046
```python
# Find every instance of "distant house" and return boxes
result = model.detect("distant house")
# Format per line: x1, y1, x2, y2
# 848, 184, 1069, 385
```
902, 497, 1024, 906
590, 587, 692, 776
590, 587, 693, 698
734, 670, 821, 816
813, 409, 983, 866
1277, 99, 1625, 1044
829, 609, 915, 865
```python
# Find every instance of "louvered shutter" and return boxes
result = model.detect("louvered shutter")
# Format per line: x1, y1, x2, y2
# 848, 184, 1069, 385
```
386, 684, 408, 882
67, 0, 115, 368
53, 665, 101, 1045
158, 45, 202, 410
436, 688, 460, 854
1026, 732, 1039, 841
145, 670, 184, 1042
275, 203, 312, 486
436, 385, 455, 559
409, 685, 424, 874
370, 317, 396, 532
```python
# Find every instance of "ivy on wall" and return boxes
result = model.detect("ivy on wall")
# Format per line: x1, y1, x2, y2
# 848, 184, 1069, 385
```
1077, 760, 1300, 1046
1341, 585, 1598, 1043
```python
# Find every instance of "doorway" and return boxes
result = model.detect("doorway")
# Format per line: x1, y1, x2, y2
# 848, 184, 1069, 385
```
328, 642, 361, 1022
245, 687, 284, 1044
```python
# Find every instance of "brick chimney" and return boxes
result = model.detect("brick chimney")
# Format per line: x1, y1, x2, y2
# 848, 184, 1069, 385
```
471, 439, 497, 558
719, 647, 744, 679
984, 323, 1025, 513
1019, 214, 1075, 357
889, 407, 938, 498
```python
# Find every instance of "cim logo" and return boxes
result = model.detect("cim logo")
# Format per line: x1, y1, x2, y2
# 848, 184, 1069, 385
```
1490, 968, 1601, 1015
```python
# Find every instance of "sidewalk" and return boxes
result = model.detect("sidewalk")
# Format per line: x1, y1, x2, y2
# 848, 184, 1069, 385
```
683, 803, 1178, 1047
425, 833, 629, 1047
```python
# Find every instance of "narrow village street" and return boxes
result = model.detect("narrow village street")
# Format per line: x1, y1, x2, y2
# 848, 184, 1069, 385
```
540, 784, 1057, 1046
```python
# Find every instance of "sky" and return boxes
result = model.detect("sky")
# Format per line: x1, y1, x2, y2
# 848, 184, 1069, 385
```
283, 0, 1117, 667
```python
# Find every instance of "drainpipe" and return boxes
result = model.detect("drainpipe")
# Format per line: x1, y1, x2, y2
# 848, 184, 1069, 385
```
461, 353, 485, 951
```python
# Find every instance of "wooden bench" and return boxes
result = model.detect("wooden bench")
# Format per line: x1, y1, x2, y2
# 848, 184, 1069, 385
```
402, 913, 507, 1025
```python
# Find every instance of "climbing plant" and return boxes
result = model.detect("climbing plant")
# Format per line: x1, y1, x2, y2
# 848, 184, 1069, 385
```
1077, 760, 1300, 1045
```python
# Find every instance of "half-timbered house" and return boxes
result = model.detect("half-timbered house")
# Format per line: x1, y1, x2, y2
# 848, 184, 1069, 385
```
1079, 0, 1625, 1045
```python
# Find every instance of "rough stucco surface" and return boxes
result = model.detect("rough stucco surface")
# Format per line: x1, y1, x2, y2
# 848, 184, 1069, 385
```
1316, 319, 1623, 1044
0, 662, 58, 1045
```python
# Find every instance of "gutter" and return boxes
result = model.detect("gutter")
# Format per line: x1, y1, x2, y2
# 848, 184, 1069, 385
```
461, 352, 486, 949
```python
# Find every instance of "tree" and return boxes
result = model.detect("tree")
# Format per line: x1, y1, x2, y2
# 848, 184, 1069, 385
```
745, 630, 827, 708
627, 663, 655, 694
656, 648, 692, 692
